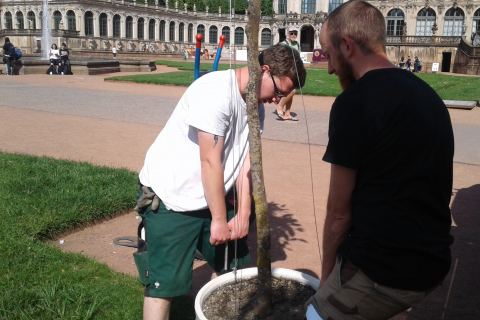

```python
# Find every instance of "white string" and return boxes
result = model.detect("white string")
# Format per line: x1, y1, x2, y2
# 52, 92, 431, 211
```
288, 45, 323, 266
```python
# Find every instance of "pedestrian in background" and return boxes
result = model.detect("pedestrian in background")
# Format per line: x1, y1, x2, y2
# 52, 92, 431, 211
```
275, 28, 301, 121
2, 37, 15, 75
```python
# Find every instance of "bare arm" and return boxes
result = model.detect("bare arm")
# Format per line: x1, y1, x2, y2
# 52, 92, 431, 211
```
198, 130, 230, 245
228, 151, 252, 239
321, 164, 356, 283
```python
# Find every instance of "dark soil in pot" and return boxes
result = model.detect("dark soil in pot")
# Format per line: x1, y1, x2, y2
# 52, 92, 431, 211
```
202, 277, 315, 319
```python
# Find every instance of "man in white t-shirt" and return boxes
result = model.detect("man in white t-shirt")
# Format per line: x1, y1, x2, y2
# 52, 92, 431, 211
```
135, 44, 306, 320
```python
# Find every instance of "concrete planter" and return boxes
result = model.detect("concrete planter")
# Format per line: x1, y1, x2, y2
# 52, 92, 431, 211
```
194, 267, 320, 320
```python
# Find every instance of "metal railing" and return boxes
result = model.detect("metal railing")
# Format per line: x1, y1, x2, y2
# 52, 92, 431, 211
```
386, 36, 462, 47
0, 29, 80, 37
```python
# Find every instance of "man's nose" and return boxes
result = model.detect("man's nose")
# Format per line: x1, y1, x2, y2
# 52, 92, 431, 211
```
328, 62, 335, 75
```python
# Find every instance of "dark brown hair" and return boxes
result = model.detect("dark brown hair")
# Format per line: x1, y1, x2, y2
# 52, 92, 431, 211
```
326, 0, 386, 54
260, 44, 306, 89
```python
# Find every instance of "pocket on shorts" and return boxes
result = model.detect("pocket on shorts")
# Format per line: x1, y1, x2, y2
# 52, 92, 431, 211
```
133, 250, 151, 286
374, 282, 427, 307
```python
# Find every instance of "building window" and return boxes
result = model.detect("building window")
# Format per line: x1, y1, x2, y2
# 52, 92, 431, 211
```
138, 18, 145, 40
328, 0, 343, 14
443, 7, 465, 36
278, 0, 287, 14
416, 8, 436, 36
113, 14, 121, 37
179, 22, 184, 42
234, 27, 244, 45
4, 12, 12, 30
301, 0, 315, 14
159, 20, 165, 41
67, 10, 76, 32
209, 26, 218, 44
197, 24, 205, 42
27, 11, 36, 29
99, 13, 108, 37
126, 16, 133, 38
386, 8, 405, 36
188, 23, 193, 43
261, 28, 272, 47
473, 9, 480, 35
53, 11, 62, 30
169, 21, 175, 41
149, 19, 155, 40
222, 26, 230, 44
85, 11, 94, 36
16, 11, 25, 30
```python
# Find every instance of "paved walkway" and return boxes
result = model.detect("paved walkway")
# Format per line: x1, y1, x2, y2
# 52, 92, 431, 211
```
1, 72, 479, 319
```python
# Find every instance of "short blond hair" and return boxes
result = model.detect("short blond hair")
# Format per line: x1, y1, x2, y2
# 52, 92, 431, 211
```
326, 0, 386, 54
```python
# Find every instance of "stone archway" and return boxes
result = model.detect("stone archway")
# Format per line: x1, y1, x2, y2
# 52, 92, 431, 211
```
300, 24, 314, 52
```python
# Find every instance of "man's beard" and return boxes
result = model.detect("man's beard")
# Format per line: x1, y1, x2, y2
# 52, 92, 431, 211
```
337, 52, 355, 90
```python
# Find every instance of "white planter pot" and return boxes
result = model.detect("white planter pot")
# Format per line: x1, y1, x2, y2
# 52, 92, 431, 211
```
194, 267, 320, 320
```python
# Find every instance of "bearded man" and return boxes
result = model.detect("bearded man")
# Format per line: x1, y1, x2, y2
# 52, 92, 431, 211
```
306, 1, 454, 319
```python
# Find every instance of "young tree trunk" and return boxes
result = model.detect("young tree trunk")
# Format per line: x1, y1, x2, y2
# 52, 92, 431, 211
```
245, 0, 272, 317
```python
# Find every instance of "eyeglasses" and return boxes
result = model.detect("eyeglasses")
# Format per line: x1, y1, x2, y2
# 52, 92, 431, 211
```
269, 73, 287, 99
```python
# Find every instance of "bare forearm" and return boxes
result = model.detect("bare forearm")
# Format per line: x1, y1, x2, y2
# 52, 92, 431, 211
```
235, 153, 252, 220
198, 130, 230, 245
227, 154, 252, 239
321, 164, 356, 282
201, 160, 227, 222
321, 210, 351, 281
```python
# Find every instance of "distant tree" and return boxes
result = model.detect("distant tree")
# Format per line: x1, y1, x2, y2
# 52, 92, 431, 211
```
261, 0, 273, 16
168, 0, 270, 15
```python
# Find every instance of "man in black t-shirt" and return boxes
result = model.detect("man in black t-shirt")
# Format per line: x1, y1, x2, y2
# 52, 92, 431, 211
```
306, 2, 454, 320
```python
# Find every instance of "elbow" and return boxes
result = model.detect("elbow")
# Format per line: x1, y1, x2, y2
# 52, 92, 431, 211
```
326, 202, 352, 227
200, 157, 221, 173
200, 158, 214, 172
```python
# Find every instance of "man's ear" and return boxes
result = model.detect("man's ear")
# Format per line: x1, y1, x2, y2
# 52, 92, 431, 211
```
260, 64, 270, 72
340, 37, 355, 58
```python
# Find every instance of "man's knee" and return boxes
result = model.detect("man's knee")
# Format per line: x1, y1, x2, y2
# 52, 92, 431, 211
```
143, 296, 171, 320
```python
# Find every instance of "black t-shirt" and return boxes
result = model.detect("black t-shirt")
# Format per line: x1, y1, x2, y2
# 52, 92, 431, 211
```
60, 48, 69, 60
323, 68, 454, 290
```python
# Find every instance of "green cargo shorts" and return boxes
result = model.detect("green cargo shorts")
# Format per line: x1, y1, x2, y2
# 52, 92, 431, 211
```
306, 257, 430, 320
133, 185, 251, 298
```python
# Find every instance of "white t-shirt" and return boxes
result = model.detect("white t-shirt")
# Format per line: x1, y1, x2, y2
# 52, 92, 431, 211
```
139, 69, 249, 212
49, 49, 60, 60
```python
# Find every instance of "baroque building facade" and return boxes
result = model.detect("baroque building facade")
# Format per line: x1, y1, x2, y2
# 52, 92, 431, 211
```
0, 0, 330, 57
1, 0, 479, 72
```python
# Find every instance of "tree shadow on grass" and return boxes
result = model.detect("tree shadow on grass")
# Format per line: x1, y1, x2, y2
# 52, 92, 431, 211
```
393, 184, 480, 320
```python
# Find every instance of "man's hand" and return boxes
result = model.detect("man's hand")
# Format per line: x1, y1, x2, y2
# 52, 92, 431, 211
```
227, 214, 250, 240
209, 219, 231, 245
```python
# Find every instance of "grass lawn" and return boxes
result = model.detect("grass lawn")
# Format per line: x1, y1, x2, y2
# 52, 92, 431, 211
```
106, 60, 480, 101
0, 152, 195, 320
